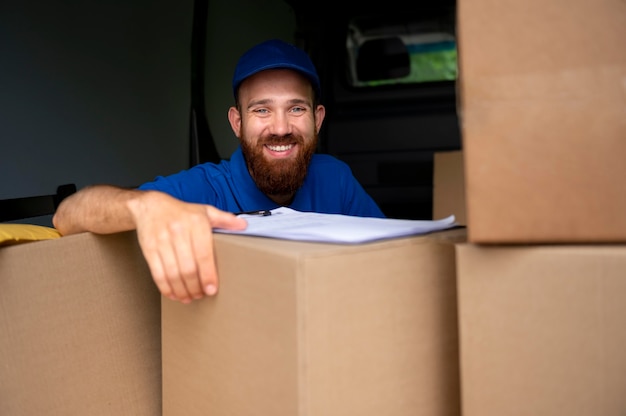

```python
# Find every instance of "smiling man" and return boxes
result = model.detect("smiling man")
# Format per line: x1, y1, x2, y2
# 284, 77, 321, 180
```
53, 39, 384, 304
232, 68, 321, 206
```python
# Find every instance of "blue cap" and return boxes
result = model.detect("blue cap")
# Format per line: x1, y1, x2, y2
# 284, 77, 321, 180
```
232, 39, 321, 98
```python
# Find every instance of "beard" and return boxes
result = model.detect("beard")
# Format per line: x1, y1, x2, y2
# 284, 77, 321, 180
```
241, 133, 317, 197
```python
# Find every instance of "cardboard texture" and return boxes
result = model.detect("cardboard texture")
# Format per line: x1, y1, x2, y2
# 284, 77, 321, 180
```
457, 0, 626, 242
162, 228, 466, 416
0, 231, 162, 415
433, 150, 466, 226
456, 243, 626, 416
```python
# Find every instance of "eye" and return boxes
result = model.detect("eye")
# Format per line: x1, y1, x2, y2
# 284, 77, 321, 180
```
253, 108, 269, 114
291, 106, 306, 114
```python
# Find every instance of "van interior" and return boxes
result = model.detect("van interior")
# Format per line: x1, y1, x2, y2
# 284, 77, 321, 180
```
2, 0, 460, 223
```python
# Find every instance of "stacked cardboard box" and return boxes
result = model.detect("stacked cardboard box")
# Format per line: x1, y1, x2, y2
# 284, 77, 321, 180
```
456, 244, 626, 415
0, 231, 162, 415
433, 150, 465, 226
453, 0, 626, 414
458, 0, 626, 243
162, 229, 466, 416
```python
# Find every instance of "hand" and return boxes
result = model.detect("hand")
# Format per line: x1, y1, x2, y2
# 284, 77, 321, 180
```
127, 192, 247, 303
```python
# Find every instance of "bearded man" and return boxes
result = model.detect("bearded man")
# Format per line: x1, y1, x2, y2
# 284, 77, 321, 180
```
54, 39, 384, 304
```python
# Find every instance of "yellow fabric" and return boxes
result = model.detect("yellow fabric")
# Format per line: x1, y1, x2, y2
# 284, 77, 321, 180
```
0, 224, 62, 246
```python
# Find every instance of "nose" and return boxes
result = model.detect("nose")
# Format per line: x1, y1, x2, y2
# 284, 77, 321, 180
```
268, 112, 292, 137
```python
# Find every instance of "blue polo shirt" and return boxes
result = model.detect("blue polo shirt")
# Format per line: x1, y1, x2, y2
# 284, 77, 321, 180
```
138, 146, 385, 218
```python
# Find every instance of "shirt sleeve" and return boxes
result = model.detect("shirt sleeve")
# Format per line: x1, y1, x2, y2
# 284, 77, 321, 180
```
136, 167, 220, 205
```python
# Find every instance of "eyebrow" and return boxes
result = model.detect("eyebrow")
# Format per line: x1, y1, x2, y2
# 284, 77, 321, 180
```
246, 98, 311, 110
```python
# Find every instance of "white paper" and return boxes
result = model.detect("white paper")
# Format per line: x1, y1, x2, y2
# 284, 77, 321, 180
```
215, 207, 458, 244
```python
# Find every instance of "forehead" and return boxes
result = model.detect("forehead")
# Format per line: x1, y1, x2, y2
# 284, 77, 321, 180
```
237, 69, 314, 103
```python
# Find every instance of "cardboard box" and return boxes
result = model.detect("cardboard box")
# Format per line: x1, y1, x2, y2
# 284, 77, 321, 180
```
162, 228, 466, 416
456, 243, 626, 416
0, 232, 162, 415
433, 150, 466, 226
457, 0, 626, 242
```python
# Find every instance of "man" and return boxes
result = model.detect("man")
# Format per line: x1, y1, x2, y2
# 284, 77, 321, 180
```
54, 39, 384, 304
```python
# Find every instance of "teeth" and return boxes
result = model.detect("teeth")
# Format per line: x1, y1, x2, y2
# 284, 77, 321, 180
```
267, 144, 293, 152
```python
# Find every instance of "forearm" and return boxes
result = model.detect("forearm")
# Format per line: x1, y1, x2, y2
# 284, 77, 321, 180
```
53, 183, 248, 303
52, 184, 145, 235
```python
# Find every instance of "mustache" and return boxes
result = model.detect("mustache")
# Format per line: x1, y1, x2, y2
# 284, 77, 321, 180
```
259, 134, 304, 146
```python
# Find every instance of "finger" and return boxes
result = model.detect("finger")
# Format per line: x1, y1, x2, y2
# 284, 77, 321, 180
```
157, 225, 192, 303
190, 217, 219, 296
206, 206, 248, 230
137, 235, 175, 300
170, 218, 205, 300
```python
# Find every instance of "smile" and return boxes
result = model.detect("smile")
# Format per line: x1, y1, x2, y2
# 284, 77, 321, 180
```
266, 144, 294, 152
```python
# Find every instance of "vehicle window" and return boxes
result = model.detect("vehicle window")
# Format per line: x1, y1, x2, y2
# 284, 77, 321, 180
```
346, 12, 457, 88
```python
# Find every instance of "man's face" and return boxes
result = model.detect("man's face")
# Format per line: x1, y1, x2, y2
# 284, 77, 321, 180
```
228, 69, 325, 197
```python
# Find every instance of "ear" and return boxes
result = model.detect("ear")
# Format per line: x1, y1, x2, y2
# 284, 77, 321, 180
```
227, 106, 242, 137
314, 104, 326, 134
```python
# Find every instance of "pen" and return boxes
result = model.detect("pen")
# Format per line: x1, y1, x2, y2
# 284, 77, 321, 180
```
235, 209, 272, 216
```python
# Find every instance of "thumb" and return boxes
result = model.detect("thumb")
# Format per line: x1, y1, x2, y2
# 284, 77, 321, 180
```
206, 206, 248, 230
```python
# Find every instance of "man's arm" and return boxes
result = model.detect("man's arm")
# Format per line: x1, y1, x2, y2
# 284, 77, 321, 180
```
53, 185, 247, 303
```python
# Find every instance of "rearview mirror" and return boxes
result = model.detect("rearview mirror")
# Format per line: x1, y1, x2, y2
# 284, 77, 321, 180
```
356, 37, 410, 82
